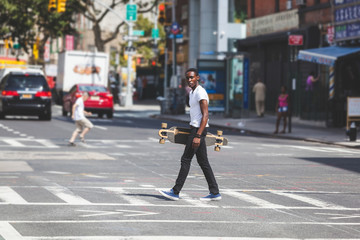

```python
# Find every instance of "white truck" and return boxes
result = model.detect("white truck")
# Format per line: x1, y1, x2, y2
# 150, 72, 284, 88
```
56, 51, 109, 103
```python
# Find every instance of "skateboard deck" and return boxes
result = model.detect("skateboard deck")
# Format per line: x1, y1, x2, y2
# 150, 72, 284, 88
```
158, 123, 228, 151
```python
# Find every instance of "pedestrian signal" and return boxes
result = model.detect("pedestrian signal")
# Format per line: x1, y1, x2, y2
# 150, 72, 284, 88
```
48, 0, 56, 12
158, 3, 166, 24
57, 0, 66, 13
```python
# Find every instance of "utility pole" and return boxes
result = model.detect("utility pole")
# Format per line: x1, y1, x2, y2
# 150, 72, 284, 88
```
171, 0, 177, 87
125, 21, 134, 107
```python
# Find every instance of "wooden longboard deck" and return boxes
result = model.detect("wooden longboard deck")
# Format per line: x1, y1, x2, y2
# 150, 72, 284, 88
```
158, 124, 228, 151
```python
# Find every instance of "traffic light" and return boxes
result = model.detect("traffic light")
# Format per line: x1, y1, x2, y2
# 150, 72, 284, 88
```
48, 0, 56, 12
57, 0, 66, 13
158, 3, 166, 24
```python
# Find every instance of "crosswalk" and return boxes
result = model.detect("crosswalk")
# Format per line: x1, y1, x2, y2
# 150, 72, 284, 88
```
0, 186, 358, 210
0, 138, 359, 155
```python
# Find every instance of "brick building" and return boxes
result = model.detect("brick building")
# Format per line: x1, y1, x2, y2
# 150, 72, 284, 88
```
237, 0, 360, 127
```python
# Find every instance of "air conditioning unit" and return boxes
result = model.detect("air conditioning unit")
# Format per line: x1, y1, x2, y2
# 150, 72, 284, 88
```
296, 0, 306, 5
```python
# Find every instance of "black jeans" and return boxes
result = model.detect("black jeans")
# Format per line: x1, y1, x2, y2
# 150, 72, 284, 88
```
172, 127, 219, 195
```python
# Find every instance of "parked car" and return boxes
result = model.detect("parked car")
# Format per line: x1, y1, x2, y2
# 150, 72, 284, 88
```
0, 69, 52, 120
62, 84, 113, 118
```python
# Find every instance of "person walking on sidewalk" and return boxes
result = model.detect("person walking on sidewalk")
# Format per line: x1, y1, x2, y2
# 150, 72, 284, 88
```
274, 86, 289, 134
159, 68, 221, 201
68, 92, 93, 146
252, 78, 266, 117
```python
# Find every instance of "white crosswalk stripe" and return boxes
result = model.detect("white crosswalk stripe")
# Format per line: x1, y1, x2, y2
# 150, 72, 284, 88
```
0, 186, 357, 210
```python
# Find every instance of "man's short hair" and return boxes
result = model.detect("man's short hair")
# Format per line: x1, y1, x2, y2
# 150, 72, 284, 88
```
186, 68, 199, 76
82, 92, 89, 97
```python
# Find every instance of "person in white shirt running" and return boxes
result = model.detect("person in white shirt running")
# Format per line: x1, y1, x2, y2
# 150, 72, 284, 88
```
68, 92, 93, 146
159, 68, 221, 201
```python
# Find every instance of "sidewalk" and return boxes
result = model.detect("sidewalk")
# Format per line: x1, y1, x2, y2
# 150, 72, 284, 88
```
116, 100, 360, 148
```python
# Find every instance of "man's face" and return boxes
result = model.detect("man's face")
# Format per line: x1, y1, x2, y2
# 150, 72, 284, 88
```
186, 71, 199, 89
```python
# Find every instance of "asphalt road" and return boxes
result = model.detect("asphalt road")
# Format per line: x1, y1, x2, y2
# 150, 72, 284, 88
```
0, 105, 359, 240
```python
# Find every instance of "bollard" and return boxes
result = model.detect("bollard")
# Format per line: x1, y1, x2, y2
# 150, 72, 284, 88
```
349, 122, 357, 142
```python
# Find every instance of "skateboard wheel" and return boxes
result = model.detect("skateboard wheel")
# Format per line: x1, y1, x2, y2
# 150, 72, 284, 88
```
161, 123, 168, 129
214, 146, 220, 151
159, 138, 165, 144
217, 130, 223, 136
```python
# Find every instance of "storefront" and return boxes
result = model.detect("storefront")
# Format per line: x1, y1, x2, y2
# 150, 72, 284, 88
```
298, 46, 360, 127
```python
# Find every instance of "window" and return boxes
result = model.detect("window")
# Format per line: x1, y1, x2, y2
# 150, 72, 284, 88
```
228, 0, 247, 23
275, 0, 280, 12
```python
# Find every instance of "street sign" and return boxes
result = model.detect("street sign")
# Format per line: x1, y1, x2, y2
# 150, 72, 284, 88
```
152, 28, 159, 39
288, 35, 303, 46
125, 46, 136, 55
123, 36, 139, 41
167, 34, 183, 39
133, 30, 144, 36
171, 22, 180, 35
126, 4, 137, 21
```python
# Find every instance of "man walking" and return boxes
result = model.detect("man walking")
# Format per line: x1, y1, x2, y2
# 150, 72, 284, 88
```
252, 78, 266, 117
159, 68, 221, 201
68, 92, 93, 146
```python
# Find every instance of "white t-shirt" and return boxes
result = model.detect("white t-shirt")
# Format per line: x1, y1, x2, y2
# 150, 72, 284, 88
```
189, 85, 209, 128
74, 97, 85, 121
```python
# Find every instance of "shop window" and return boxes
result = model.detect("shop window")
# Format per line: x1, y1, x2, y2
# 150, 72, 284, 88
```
228, 0, 247, 23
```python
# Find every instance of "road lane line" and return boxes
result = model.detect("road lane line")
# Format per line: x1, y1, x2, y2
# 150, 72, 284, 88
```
94, 125, 107, 130
103, 187, 152, 205
272, 191, 346, 209
222, 191, 283, 208
34, 139, 59, 148
0, 222, 24, 240
0, 187, 27, 204
20, 236, 360, 240
180, 192, 217, 208
2, 139, 25, 147
7, 219, 360, 225
45, 186, 91, 205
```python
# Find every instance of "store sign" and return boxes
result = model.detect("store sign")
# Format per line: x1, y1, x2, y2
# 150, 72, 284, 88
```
288, 35, 303, 45
334, 0, 360, 42
327, 26, 335, 44
246, 9, 298, 37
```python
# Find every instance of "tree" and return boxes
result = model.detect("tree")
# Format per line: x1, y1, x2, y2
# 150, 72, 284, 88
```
78, 0, 160, 52
0, 0, 83, 64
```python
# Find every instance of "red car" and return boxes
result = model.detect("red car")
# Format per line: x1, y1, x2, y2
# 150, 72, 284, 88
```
62, 84, 114, 118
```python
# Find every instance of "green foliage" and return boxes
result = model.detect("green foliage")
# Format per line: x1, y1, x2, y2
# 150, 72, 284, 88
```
0, 0, 84, 63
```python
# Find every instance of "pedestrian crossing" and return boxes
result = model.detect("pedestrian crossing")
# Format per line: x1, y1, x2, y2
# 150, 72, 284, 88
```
0, 137, 359, 155
0, 186, 358, 210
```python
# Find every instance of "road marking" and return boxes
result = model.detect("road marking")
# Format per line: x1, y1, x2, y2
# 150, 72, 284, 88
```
104, 187, 152, 205
44, 171, 71, 175
6, 219, 360, 226
94, 125, 107, 130
315, 213, 360, 220
33, 139, 59, 148
0, 187, 27, 204
222, 191, 283, 208
0, 151, 115, 161
0, 161, 33, 172
272, 191, 345, 209
16, 237, 360, 240
44, 186, 91, 205
179, 192, 216, 208
82, 174, 107, 179
77, 209, 159, 217
2, 139, 25, 147
0, 222, 24, 240
262, 144, 360, 154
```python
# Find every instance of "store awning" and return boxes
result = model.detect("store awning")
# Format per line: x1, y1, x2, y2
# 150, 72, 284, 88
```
298, 46, 360, 66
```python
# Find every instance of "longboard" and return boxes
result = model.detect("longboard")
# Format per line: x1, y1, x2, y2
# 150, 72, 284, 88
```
158, 123, 228, 151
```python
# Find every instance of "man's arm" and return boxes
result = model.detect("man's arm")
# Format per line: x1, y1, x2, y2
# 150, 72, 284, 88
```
192, 99, 209, 148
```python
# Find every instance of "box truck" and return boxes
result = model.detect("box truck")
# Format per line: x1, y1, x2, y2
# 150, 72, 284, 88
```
56, 51, 109, 103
